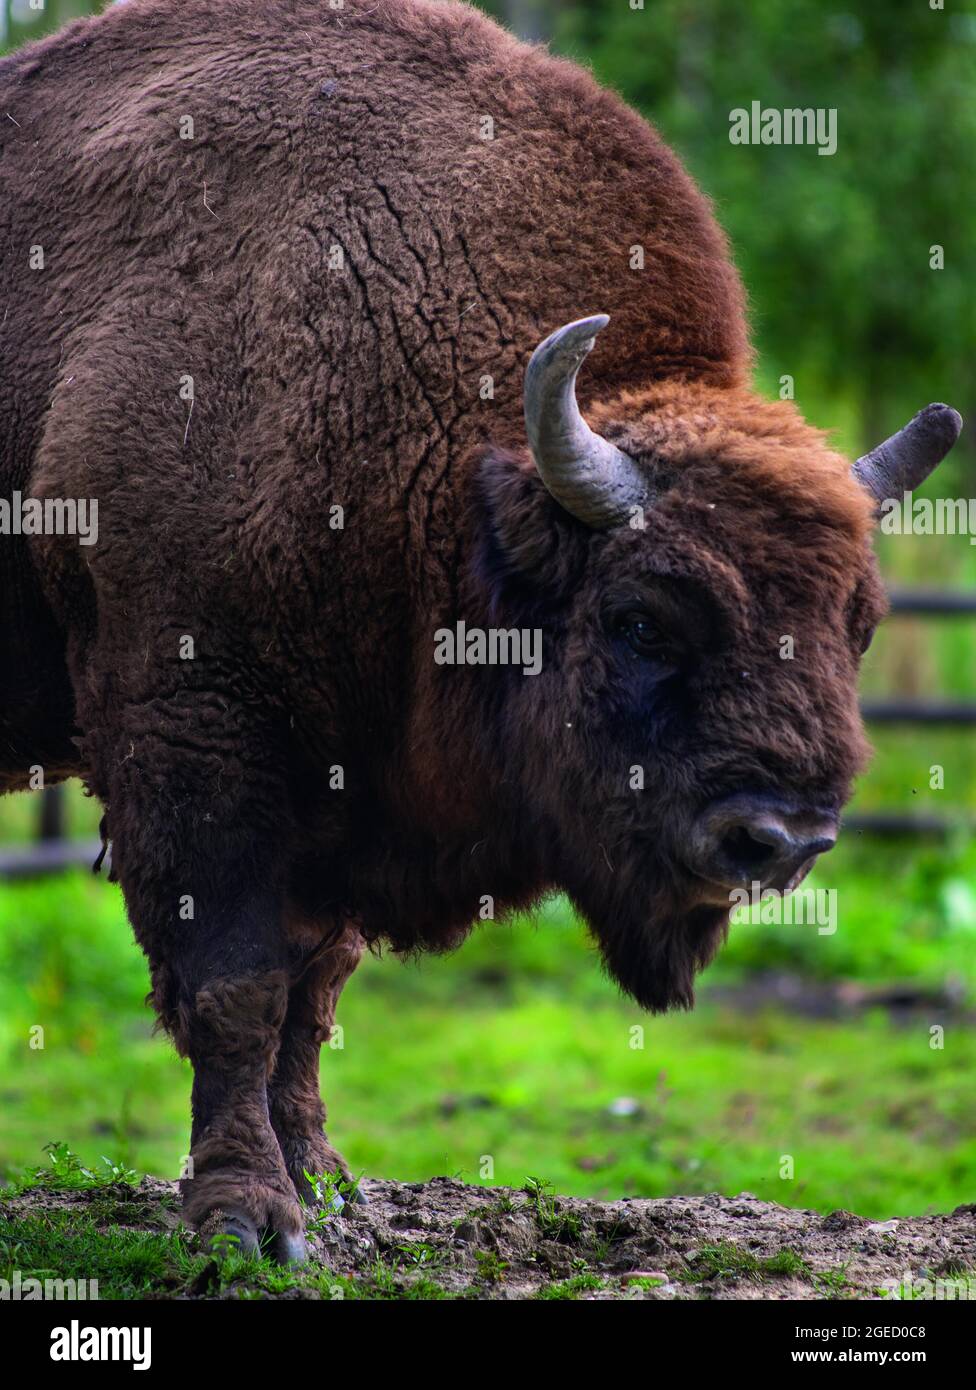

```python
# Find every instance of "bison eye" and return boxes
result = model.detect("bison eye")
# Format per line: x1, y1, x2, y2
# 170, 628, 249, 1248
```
616, 611, 674, 661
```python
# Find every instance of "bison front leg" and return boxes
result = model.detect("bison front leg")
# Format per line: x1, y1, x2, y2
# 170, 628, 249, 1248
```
269, 919, 365, 1206
176, 965, 307, 1264
103, 721, 306, 1265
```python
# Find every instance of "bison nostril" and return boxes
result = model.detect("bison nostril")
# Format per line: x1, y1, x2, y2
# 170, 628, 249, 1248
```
719, 823, 836, 886
692, 796, 840, 892
720, 824, 781, 875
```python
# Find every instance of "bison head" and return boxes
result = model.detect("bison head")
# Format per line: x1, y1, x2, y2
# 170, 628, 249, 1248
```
468, 317, 961, 1013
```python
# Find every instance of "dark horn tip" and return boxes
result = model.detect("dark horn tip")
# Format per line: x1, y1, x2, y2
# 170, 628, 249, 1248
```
915, 403, 963, 452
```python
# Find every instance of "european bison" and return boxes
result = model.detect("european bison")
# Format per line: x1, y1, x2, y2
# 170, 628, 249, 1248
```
0, 0, 960, 1262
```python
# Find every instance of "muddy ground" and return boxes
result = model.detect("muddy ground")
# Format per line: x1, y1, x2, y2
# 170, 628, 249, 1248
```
4, 1177, 975, 1299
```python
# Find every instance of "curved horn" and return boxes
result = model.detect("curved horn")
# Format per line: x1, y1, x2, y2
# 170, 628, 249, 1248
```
524, 315, 650, 529
853, 403, 963, 507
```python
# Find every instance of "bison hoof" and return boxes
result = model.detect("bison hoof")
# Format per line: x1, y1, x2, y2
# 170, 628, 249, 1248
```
268, 1228, 309, 1266
208, 1210, 261, 1259
205, 1212, 308, 1266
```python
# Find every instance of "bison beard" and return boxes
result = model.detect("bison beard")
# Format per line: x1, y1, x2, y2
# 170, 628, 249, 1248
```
576, 881, 730, 1016
0, 0, 960, 1262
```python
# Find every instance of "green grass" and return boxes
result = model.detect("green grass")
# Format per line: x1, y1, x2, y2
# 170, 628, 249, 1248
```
536, 1272, 609, 1299
681, 1241, 811, 1284
0, 1208, 194, 1301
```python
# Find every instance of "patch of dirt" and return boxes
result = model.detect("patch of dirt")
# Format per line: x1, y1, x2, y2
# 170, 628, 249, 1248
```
3, 1179, 182, 1231
4, 1178, 975, 1299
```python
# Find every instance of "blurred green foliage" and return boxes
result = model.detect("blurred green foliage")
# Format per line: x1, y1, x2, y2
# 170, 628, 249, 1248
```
489, 1, 976, 463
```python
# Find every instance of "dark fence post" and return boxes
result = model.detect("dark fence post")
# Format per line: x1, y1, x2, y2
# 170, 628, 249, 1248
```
39, 785, 66, 842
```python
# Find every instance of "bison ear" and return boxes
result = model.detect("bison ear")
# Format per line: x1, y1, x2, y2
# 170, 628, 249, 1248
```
468, 442, 589, 601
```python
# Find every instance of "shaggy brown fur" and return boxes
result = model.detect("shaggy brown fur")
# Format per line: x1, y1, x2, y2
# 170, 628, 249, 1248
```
0, 0, 899, 1252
